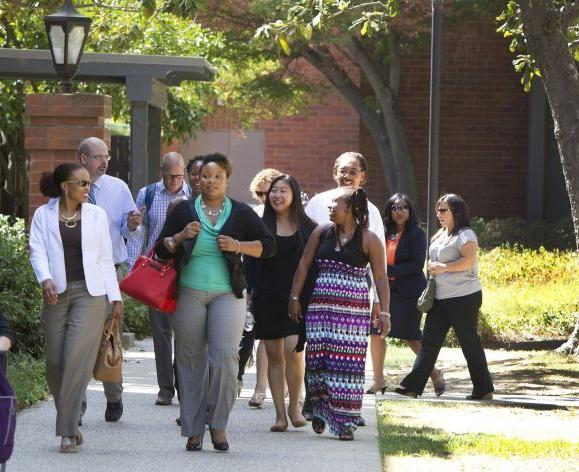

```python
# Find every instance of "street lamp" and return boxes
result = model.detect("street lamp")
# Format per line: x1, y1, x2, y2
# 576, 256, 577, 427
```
44, 0, 91, 93
426, 0, 444, 244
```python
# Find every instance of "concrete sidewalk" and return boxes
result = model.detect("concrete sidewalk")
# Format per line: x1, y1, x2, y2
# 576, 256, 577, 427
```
8, 339, 381, 472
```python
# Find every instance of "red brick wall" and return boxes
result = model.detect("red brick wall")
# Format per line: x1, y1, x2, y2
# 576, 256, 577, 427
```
26, 94, 111, 217
363, 18, 528, 218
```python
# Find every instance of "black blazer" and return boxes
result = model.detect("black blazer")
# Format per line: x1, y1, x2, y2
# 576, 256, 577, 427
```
387, 225, 427, 298
155, 198, 276, 299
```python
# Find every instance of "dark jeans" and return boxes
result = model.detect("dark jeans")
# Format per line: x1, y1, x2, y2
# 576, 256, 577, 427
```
401, 291, 494, 396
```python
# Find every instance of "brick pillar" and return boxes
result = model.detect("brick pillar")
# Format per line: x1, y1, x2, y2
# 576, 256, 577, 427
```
25, 93, 111, 218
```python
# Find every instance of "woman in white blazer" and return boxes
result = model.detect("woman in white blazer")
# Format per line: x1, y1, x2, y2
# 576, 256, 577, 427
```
29, 163, 122, 453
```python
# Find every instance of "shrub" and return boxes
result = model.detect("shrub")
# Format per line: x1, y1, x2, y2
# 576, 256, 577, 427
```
123, 297, 152, 339
0, 215, 44, 358
476, 247, 578, 343
472, 217, 575, 251
6, 352, 48, 409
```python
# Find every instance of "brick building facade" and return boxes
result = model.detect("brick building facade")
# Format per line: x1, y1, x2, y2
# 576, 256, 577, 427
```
183, 16, 545, 220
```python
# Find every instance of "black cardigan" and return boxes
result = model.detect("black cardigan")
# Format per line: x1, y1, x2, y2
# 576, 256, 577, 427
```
387, 224, 427, 298
155, 198, 276, 299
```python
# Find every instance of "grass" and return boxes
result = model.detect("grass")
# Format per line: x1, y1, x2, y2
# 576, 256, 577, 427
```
5, 352, 48, 409
377, 400, 579, 460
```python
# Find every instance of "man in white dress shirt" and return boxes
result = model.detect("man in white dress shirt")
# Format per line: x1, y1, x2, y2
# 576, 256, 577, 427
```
305, 152, 387, 420
78, 137, 141, 423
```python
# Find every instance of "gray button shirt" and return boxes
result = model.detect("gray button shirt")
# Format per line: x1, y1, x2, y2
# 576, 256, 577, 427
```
429, 228, 481, 300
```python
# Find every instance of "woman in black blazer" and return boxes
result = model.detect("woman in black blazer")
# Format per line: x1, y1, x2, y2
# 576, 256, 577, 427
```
368, 194, 444, 395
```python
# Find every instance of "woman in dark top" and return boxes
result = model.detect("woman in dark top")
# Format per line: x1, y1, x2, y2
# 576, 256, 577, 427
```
369, 194, 445, 395
288, 188, 391, 441
155, 153, 276, 452
251, 175, 316, 432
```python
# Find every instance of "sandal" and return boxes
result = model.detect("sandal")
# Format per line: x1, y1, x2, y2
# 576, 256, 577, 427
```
186, 436, 202, 451
339, 428, 354, 441
60, 436, 77, 453
248, 392, 266, 408
365, 380, 388, 395
312, 417, 325, 435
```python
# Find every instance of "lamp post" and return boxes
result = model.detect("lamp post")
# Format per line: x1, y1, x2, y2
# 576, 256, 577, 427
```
426, 0, 444, 243
44, 0, 91, 93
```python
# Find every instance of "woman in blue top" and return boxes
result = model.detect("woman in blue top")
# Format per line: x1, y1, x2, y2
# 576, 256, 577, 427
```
155, 154, 276, 453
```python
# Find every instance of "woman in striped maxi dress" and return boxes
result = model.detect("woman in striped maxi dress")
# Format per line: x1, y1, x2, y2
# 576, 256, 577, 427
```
288, 188, 390, 440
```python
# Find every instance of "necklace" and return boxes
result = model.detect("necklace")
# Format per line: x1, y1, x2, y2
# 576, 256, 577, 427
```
61, 211, 78, 228
335, 229, 355, 252
201, 199, 225, 217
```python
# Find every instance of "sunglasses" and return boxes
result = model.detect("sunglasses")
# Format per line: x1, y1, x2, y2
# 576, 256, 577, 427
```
65, 180, 91, 188
255, 191, 267, 197
392, 205, 409, 212
436, 208, 451, 214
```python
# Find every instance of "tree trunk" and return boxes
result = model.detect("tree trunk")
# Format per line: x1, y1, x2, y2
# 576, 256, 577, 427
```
519, 0, 579, 354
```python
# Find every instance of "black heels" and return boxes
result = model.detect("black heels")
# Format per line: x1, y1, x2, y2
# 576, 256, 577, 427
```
365, 380, 388, 395
210, 430, 229, 452
394, 387, 418, 398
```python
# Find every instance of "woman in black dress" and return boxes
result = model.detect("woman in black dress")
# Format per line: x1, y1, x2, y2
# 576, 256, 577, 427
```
252, 175, 316, 432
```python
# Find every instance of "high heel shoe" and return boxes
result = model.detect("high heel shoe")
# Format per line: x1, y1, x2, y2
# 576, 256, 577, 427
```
466, 392, 493, 400
394, 387, 418, 398
433, 371, 446, 397
365, 380, 388, 395
210, 430, 229, 452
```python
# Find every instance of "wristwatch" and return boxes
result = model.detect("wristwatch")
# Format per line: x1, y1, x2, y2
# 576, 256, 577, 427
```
289, 295, 299, 302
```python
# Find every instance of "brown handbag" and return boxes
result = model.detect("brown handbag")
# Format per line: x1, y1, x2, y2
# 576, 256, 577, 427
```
93, 317, 123, 382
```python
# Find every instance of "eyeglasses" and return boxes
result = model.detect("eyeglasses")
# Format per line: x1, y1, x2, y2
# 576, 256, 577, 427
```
392, 205, 409, 212
436, 208, 451, 214
164, 174, 184, 181
64, 180, 91, 188
84, 153, 111, 162
337, 167, 362, 177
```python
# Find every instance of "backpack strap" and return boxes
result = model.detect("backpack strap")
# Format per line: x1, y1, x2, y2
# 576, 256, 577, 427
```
144, 183, 156, 215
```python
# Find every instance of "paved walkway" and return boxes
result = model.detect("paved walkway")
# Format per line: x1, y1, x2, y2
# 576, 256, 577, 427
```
8, 339, 381, 472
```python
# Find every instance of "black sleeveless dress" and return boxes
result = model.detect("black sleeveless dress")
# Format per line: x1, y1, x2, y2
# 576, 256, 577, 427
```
253, 232, 304, 340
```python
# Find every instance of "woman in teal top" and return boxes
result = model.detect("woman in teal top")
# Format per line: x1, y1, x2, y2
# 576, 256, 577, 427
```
156, 153, 276, 453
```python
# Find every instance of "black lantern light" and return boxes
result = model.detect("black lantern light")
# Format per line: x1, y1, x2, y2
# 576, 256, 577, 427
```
44, 0, 91, 93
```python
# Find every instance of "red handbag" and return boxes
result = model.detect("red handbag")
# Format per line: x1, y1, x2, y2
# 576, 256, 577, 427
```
119, 250, 177, 313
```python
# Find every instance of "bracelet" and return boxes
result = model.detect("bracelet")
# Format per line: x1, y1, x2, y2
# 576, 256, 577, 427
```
379, 311, 391, 318
235, 239, 241, 254
289, 295, 299, 302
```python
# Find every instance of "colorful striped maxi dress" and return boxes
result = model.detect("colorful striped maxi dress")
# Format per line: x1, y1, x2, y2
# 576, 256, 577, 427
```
305, 231, 370, 436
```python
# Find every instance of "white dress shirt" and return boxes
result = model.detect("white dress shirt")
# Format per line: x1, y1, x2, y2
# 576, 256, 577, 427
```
88, 174, 138, 265
305, 188, 386, 248
126, 181, 191, 268
29, 198, 122, 302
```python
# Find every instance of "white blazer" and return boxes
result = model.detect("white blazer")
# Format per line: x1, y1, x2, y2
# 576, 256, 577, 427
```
29, 198, 122, 302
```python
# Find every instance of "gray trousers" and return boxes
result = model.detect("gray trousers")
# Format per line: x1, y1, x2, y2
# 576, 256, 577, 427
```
42, 281, 107, 436
149, 307, 175, 398
171, 287, 245, 437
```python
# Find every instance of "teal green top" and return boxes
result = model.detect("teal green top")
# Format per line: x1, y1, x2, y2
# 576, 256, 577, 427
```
180, 196, 233, 292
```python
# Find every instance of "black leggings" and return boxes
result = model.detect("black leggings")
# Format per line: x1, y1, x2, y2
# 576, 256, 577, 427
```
401, 291, 494, 396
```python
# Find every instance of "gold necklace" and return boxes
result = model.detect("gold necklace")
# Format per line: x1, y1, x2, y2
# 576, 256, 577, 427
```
61, 211, 78, 228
